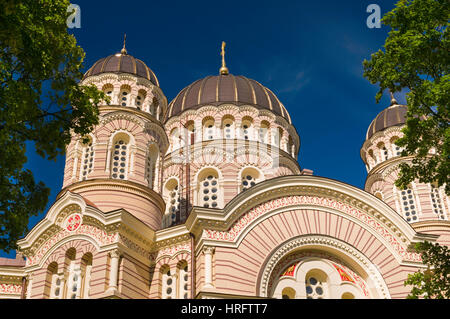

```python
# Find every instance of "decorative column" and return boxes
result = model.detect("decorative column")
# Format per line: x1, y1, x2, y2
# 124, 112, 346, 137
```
107, 249, 121, 293
202, 246, 215, 289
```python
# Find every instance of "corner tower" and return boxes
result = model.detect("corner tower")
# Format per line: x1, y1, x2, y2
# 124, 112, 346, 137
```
361, 93, 449, 226
59, 41, 169, 230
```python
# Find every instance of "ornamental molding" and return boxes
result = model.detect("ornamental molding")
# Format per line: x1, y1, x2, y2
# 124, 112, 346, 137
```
17, 191, 157, 268
81, 72, 156, 89
257, 235, 391, 299
165, 103, 294, 135
118, 234, 151, 261
0, 275, 23, 285
150, 240, 191, 264
0, 283, 22, 296
99, 110, 146, 128
199, 194, 421, 263
24, 224, 117, 267
362, 125, 405, 151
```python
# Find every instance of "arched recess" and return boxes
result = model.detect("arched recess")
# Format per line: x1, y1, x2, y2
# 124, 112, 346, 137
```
261, 239, 383, 299
197, 177, 430, 299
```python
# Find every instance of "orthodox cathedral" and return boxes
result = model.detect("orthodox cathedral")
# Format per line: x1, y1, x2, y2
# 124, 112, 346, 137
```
0, 42, 448, 299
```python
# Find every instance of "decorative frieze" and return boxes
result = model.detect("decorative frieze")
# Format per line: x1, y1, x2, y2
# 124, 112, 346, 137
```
201, 195, 421, 262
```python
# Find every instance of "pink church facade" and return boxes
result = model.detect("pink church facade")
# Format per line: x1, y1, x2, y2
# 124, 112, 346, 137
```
0, 45, 448, 299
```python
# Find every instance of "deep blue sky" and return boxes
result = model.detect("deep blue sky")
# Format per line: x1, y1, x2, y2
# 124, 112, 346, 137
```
1, 0, 405, 258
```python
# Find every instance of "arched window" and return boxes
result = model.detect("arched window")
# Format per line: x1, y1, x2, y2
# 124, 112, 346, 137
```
161, 266, 176, 299
259, 121, 269, 143
110, 133, 130, 180
366, 149, 376, 169
240, 167, 262, 192
119, 85, 131, 107
80, 253, 93, 299
399, 187, 418, 222
282, 287, 296, 299
377, 142, 388, 161
102, 84, 114, 104
145, 144, 159, 189
431, 184, 446, 220
170, 128, 180, 151
342, 292, 355, 299
374, 191, 383, 201
135, 90, 146, 110
390, 137, 402, 156
287, 135, 295, 157
64, 248, 80, 299
185, 121, 195, 145
46, 262, 59, 299
203, 118, 215, 141
305, 270, 328, 299
222, 117, 235, 139
382, 146, 388, 160
178, 261, 189, 299
275, 127, 284, 149
163, 178, 180, 228
241, 117, 253, 141
79, 137, 94, 181
198, 169, 219, 208
272, 258, 367, 299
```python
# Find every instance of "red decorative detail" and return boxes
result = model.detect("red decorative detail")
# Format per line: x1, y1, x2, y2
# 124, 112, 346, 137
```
332, 263, 355, 283
280, 263, 297, 278
66, 214, 82, 232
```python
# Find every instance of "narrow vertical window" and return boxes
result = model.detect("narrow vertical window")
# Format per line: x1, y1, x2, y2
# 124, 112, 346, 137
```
164, 179, 180, 227
259, 121, 269, 143
80, 253, 93, 299
162, 267, 176, 299
135, 90, 146, 110
80, 137, 94, 181
119, 86, 131, 107
111, 135, 130, 180
178, 262, 189, 299
200, 174, 219, 208
203, 118, 215, 141
431, 184, 446, 220
400, 188, 418, 222
222, 118, 235, 139
241, 168, 261, 192
145, 144, 159, 189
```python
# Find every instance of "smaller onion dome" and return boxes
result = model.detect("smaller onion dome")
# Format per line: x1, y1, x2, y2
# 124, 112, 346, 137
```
366, 93, 407, 140
83, 37, 159, 86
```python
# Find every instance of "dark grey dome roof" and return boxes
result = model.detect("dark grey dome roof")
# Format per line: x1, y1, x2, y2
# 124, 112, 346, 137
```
165, 74, 291, 123
366, 104, 407, 139
83, 52, 159, 86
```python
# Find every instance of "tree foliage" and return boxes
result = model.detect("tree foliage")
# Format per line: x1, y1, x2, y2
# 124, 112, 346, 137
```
0, 0, 106, 252
404, 241, 450, 299
363, 0, 450, 194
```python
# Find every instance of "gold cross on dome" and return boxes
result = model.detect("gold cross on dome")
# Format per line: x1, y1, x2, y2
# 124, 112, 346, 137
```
220, 41, 229, 75
121, 33, 127, 55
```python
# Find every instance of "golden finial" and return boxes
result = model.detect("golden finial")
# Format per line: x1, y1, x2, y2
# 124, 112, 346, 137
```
219, 41, 229, 75
389, 90, 398, 106
121, 33, 127, 55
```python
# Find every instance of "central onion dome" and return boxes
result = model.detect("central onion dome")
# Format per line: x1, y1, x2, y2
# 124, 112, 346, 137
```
82, 44, 159, 86
165, 74, 292, 123
366, 93, 407, 139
